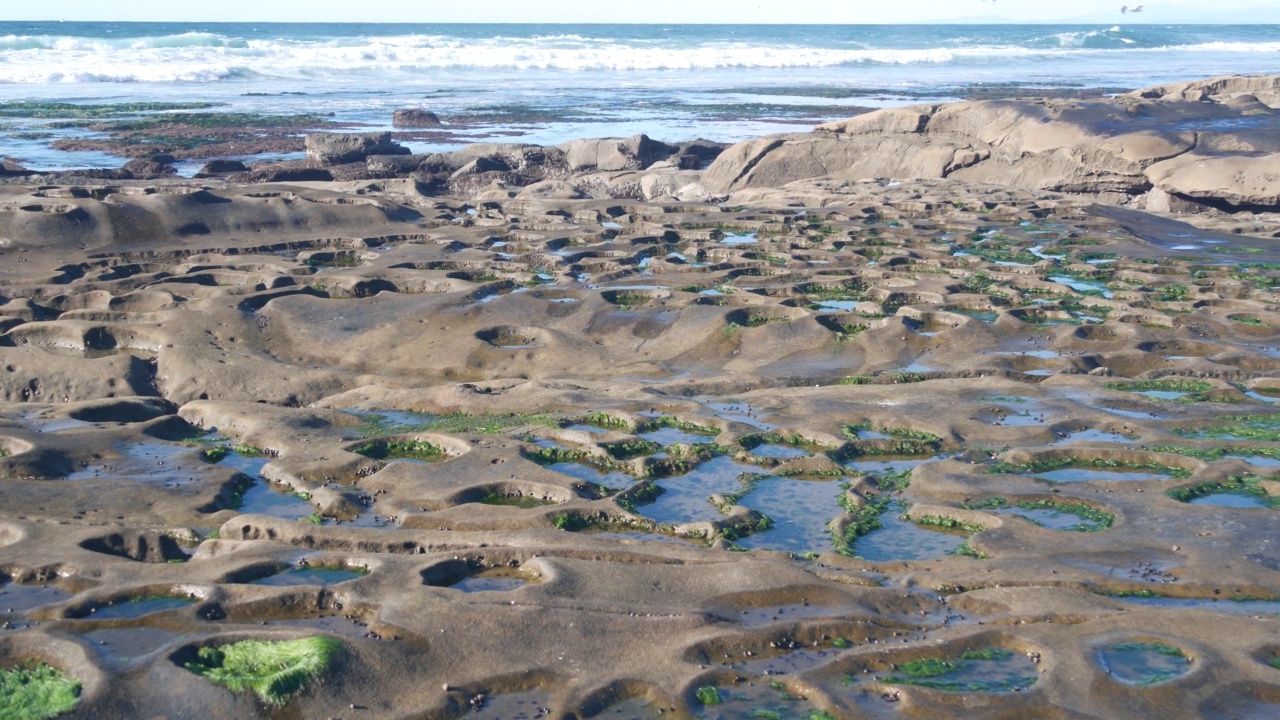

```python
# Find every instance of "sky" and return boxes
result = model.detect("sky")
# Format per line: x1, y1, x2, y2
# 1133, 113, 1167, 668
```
4, 0, 1279, 23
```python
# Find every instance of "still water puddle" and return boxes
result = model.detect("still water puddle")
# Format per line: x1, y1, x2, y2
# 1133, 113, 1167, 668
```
0, 583, 67, 616
876, 648, 1039, 693
1049, 275, 1114, 298
67, 441, 195, 484
640, 456, 764, 525
844, 458, 930, 476
735, 477, 842, 554
697, 680, 826, 720
1187, 491, 1271, 509
1116, 596, 1280, 615
723, 646, 844, 676
640, 427, 716, 446
749, 444, 810, 460
451, 568, 531, 593
549, 462, 634, 489
250, 566, 367, 587
1097, 641, 1192, 686
853, 502, 966, 562
1032, 467, 1169, 483
89, 596, 195, 620
988, 504, 1108, 531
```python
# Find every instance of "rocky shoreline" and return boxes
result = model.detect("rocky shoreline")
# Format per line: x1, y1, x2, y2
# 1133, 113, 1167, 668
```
0, 74, 1279, 718
7, 75, 1278, 234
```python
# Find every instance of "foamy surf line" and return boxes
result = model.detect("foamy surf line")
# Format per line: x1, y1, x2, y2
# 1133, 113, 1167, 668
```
2, 38, 1280, 83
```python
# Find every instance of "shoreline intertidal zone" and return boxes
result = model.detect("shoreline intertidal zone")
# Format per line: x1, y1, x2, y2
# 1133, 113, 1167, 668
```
1, 74, 1280, 719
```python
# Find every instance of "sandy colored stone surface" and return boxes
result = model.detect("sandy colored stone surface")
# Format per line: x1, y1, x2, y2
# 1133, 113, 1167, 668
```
703, 74, 1280, 230
2, 88, 1280, 720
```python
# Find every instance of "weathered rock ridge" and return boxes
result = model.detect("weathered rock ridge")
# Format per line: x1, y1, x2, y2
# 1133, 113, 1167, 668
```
702, 74, 1280, 213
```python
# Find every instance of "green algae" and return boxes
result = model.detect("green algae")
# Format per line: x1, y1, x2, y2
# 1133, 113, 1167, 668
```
184, 636, 342, 706
0, 663, 81, 720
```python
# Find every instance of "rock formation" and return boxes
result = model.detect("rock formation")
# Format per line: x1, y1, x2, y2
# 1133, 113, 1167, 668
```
305, 132, 411, 166
701, 74, 1280, 214
392, 108, 443, 128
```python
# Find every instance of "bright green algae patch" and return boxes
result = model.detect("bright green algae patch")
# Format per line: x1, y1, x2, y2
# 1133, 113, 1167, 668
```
968, 498, 1114, 531
1105, 379, 1213, 394
881, 648, 1038, 692
990, 456, 1190, 479
0, 101, 219, 119
1167, 476, 1280, 508
183, 636, 342, 706
0, 663, 81, 720
356, 410, 558, 437
352, 439, 443, 461
1174, 413, 1280, 442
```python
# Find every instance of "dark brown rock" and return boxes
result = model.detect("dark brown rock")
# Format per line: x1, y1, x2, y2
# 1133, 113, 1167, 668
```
236, 162, 334, 184
121, 158, 178, 178
0, 159, 33, 177
195, 159, 251, 176
393, 109, 443, 128
367, 154, 431, 177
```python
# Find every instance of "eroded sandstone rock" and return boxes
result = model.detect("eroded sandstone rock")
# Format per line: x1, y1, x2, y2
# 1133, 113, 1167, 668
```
306, 132, 410, 166
700, 73, 1280, 212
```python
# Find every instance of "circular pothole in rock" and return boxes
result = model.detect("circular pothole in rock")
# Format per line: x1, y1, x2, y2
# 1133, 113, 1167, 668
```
1096, 639, 1194, 686
245, 562, 370, 588
422, 559, 542, 593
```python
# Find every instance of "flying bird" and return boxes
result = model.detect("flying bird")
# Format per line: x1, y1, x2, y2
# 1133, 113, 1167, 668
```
1121, 5, 1144, 13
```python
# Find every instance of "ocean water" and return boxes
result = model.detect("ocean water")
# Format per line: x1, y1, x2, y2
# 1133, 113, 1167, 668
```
1, 22, 1278, 170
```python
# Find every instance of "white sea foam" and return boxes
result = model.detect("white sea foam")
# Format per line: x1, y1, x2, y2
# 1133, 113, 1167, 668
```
0, 32, 1277, 84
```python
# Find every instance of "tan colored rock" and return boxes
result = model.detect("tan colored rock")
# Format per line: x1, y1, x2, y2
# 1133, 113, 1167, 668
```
1125, 74, 1280, 105
1146, 153, 1280, 209
558, 134, 677, 173
639, 170, 703, 201
705, 74, 1280, 208
1099, 131, 1196, 167
1141, 187, 1208, 214
515, 180, 587, 200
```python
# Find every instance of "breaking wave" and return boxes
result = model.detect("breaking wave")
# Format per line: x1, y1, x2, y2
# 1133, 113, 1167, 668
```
0, 29, 1277, 83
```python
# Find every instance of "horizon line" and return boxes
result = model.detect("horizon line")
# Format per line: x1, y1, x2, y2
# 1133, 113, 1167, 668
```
3, 19, 1274, 26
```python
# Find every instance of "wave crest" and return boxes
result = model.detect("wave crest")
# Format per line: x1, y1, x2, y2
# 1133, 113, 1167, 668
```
0, 31, 1277, 83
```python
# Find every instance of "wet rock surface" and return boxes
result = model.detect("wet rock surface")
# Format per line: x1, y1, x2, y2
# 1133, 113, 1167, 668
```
0, 78, 1280, 719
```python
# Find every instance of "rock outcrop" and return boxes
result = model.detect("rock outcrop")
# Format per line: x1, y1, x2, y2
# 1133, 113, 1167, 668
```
232, 161, 334, 184
392, 109, 443, 128
305, 132, 410, 166
195, 159, 250, 177
700, 74, 1280, 212
559, 134, 679, 173
121, 158, 178, 179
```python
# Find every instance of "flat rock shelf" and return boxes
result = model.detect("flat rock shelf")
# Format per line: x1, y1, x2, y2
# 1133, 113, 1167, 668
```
1, 73, 1280, 720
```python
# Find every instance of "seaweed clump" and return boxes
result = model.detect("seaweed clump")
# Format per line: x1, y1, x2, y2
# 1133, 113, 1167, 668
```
0, 663, 81, 720
184, 636, 342, 706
